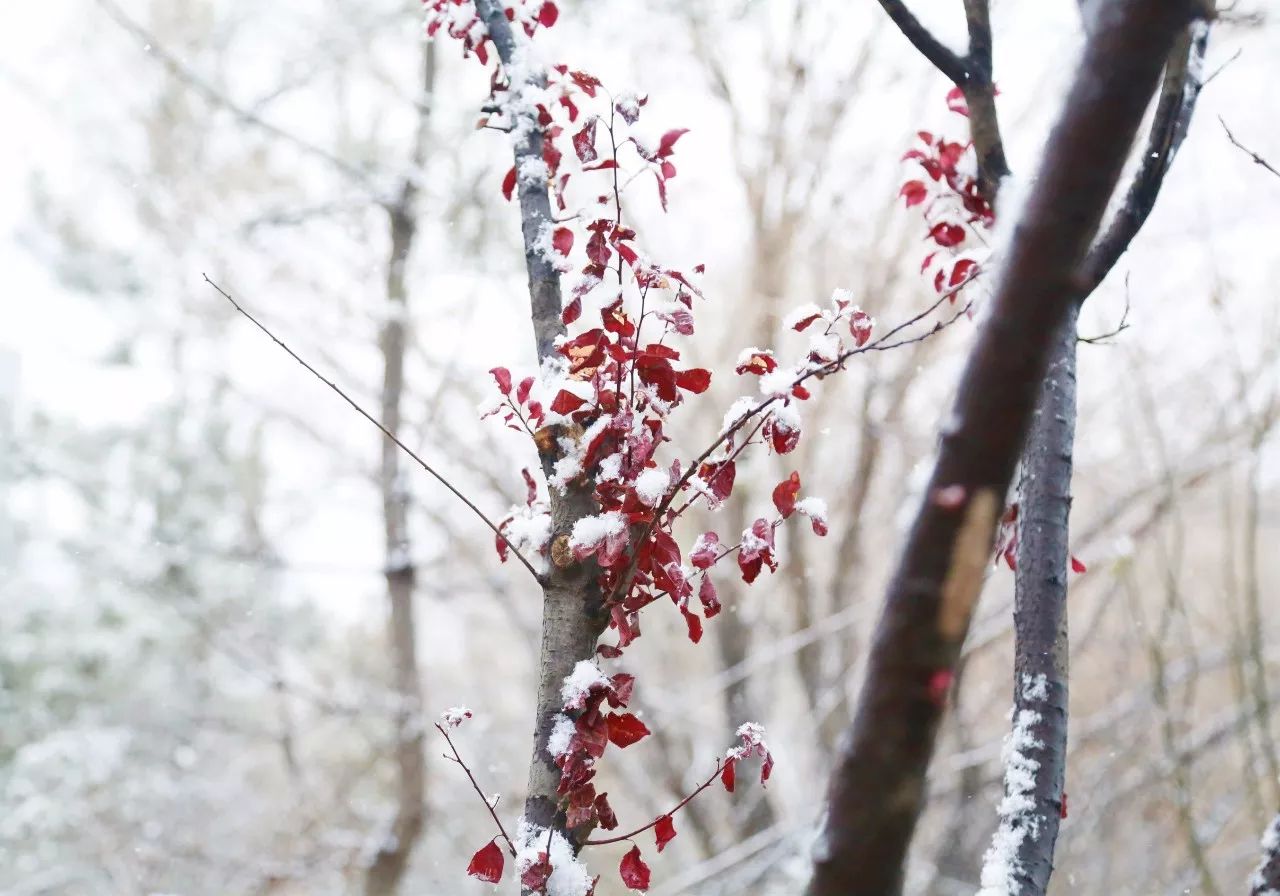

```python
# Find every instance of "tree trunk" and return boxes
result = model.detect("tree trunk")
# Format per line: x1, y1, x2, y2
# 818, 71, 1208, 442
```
807, 5, 1199, 892
363, 41, 435, 896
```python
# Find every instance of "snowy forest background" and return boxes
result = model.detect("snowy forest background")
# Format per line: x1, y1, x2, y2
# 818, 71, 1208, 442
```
2, 1, 1279, 894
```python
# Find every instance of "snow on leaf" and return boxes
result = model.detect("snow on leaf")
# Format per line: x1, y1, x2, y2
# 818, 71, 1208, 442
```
441, 706, 473, 729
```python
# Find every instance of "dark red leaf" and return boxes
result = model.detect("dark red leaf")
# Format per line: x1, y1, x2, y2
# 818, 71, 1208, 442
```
466, 839, 505, 884
551, 389, 587, 415
490, 366, 513, 394
553, 227, 574, 256
946, 85, 969, 116
516, 377, 535, 404
522, 467, 538, 506
606, 712, 651, 748
501, 166, 517, 201
537, 0, 558, 26
698, 575, 721, 617
790, 312, 823, 332
721, 759, 736, 792
850, 310, 873, 347
562, 296, 582, 325
689, 532, 720, 569
1070, 555, 1087, 574
619, 845, 651, 891
654, 815, 677, 853
899, 179, 928, 208
573, 120, 599, 164
772, 471, 801, 518
928, 222, 966, 248
595, 792, 619, 829
675, 368, 711, 393
949, 258, 978, 288
680, 604, 703, 643
657, 128, 689, 157
760, 751, 774, 785
735, 350, 777, 376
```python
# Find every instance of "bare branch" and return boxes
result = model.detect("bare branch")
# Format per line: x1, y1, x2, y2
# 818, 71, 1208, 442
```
203, 275, 544, 584
1221, 116, 1280, 180
874, 0, 969, 85
94, 0, 378, 194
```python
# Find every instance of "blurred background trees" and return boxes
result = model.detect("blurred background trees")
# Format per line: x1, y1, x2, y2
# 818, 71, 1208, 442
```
1, 1, 1278, 893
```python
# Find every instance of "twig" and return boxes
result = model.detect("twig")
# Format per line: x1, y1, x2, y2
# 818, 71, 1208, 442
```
1078, 294, 1132, 345
584, 759, 726, 847
435, 723, 517, 857
1220, 116, 1280, 180
601, 274, 979, 610
94, 0, 377, 194
203, 275, 544, 584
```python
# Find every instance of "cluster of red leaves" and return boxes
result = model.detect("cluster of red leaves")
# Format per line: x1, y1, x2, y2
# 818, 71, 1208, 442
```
424, 0, 558, 64
434, 3, 819, 892
899, 86, 993, 300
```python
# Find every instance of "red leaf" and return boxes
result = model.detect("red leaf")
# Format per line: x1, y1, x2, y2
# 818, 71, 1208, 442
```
466, 839, 505, 884
522, 467, 538, 506
490, 366, 513, 394
680, 604, 703, 643
735, 350, 777, 376
675, 368, 711, 393
790, 312, 823, 332
595, 791, 619, 829
949, 258, 978, 288
850, 310, 873, 347
553, 227, 574, 256
899, 179, 928, 208
760, 751, 774, 785
1070, 555, 1087, 574
689, 532, 720, 569
573, 120, 599, 164
619, 845, 651, 891
928, 222, 966, 248
1060, 791, 1069, 819
607, 712, 651, 748
501, 166, 517, 201
516, 377, 535, 404
721, 759, 736, 792
562, 296, 582, 325
657, 128, 689, 157
927, 668, 954, 707
698, 575, 721, 618
551, 389, 587, 415
772, 471, 801, 518
537, 0, 558, 26
946, 85, 969, 116
697, 461, 736, 504
654, 815, 677, 853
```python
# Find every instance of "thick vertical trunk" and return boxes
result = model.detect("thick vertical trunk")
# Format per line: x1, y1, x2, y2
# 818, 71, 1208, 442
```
808, 5, 1197, 892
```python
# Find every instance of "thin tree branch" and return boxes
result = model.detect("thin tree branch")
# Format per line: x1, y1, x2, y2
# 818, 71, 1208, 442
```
807, 4, 1201, 893
875, 0, 969, 85
1220, 116, 1280, 180
436, 723, 518, 857
203, 275, 543, 584
94, 0, 378, 194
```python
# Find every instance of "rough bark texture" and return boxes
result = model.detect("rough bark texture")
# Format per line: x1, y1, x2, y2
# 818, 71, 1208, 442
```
474, 0, 610, 860
807, 5, 1197, 894
992, 24, 1208, 895
363, 43, 435, 896
1003, 305, 1077, 893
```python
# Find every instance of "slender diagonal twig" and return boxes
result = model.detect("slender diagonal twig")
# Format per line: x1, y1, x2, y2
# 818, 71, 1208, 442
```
203, 275, 544, 584
1221, 116, 1280, 180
